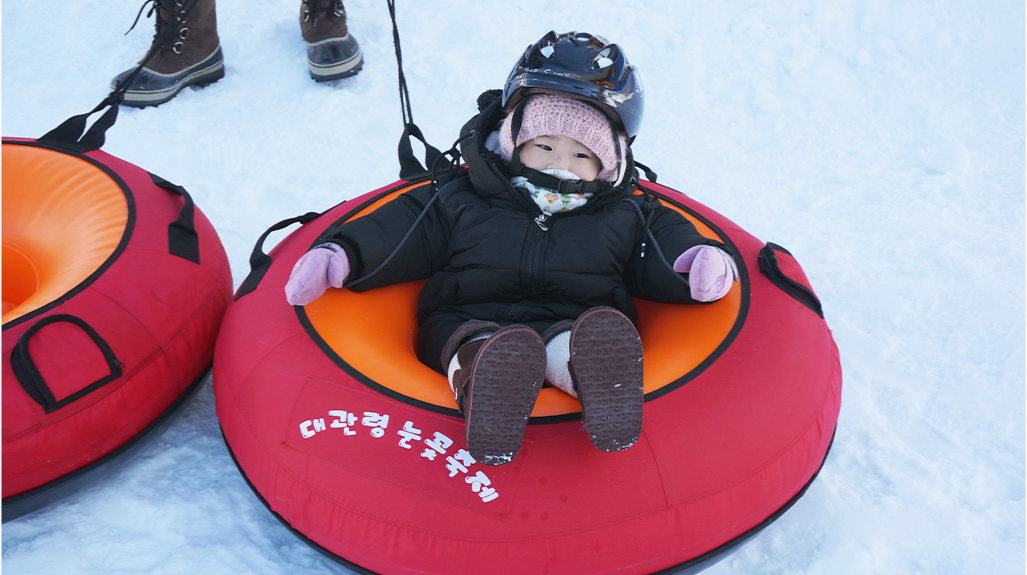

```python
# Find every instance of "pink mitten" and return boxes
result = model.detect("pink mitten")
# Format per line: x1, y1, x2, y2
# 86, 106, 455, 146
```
284, 243, 350, 306
673, 245, 738, 302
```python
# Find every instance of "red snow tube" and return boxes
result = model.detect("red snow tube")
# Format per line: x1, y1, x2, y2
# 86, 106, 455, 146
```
1, 139, 232, 519
214, 178, 841, 574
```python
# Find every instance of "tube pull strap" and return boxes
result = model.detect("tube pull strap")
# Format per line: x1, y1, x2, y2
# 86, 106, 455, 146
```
37, 97, 121, 154
398, 122, 442, 181
36, 0, 203, 153
388, 0, 441, 180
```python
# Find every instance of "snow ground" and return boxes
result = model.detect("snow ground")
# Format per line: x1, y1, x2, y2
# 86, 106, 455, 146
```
2, 1, 1024, 573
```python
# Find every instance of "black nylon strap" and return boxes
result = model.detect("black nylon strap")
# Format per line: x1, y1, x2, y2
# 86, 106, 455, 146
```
388, 0, 442, 180
38, 0, 204, 153
235, 211, 323, 300
398, 122, 442, 180
634, 160, 658, 183
11, 315, 124, 414
149, 173, 200, 263
506, 98, 610, 196
37, 97, 121, 153
758, 243, 824, 318
519, 168, 605, 196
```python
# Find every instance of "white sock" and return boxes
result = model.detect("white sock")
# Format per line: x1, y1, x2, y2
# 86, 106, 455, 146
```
447, 330, 494, 398
447, 354, 462, 399
545, 331, 576, 397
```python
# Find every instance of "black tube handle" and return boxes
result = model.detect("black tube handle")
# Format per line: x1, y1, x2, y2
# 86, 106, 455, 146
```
234, 211, 323, 300
10, 314, 124, 414
150, 173, 202, 263
758, 242, 824, 318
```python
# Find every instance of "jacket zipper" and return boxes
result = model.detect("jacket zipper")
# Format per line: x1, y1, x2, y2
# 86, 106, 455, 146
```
524, 211, 550, 298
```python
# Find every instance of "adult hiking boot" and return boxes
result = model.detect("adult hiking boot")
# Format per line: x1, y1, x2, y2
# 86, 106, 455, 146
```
569, 307, 644, 452
111, 0, 224, 107
448, 326, 546, 466
301, 0, 363, 82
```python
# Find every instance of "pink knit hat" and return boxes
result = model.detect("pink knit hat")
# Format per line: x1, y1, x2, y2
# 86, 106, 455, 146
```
499, 94, 626, 182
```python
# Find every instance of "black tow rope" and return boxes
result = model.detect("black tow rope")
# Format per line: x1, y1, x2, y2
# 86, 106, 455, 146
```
344, 1, 475, 288
388, 0, 443, 180
113, 0, 203, 98
28, 0, 207, 271
40, 0, 202, 152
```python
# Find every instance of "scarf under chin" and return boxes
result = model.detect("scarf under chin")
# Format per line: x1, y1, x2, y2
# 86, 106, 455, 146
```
512, 170, 593, 214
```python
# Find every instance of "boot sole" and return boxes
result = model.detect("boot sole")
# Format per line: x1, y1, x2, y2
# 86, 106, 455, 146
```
308, 54, 363, 82
464, 326, 545, 466
306, 36, 363, 82
116, 52, 225, 108
570, 308, 644, 452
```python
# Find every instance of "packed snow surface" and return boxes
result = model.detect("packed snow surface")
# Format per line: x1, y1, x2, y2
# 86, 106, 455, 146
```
2, 1, 1024, 573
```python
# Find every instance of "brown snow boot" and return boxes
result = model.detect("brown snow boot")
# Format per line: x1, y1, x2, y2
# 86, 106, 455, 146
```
448, 326, 546, 466
300, 0, 363, 82
569, 307, 644, 452
111, 0, 224, 107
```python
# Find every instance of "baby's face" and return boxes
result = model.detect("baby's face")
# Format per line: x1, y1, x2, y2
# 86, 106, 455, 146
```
518, 134, 602, 182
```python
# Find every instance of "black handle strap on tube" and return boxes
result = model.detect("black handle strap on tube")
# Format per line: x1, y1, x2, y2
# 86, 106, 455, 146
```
235, 212, 324, 300
11, 315, 124, 414
150, 173, 201, 263
757, 243, 824, 318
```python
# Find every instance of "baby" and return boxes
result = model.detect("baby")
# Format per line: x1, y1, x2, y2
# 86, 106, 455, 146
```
285, 31, 737, 465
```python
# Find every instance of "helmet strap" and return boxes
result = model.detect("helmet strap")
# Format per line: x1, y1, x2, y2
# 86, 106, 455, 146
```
509, 149, 608, 196
505, 95, 617, 195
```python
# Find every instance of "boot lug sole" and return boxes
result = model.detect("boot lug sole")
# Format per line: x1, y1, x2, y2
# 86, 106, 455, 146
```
464, 327, 545, 466
570, 308, 644, 452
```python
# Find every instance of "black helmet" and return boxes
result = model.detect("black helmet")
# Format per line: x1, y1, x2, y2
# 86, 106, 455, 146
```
502, 31, 644, 140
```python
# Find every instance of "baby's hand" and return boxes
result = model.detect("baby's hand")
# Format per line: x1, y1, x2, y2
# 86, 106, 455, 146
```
673, 245, 738, 302
284, 243, 350, 306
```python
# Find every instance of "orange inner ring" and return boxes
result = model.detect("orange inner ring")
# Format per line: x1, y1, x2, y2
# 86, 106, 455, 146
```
306, 183, 741, 416
2, 144, 129, 324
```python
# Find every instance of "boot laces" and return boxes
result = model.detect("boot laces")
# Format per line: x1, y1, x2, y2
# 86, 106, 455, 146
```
303, 0, 345, 27
126, 0, 191, 55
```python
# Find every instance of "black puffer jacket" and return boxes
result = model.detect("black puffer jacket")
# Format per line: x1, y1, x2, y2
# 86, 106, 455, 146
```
319, 92, 727, 370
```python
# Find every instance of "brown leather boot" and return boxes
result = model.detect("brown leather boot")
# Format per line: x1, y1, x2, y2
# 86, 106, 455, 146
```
448, 326, 546, 466
112, 0, 224, 107
569, 307, 644, 452
300, 0, 363, 82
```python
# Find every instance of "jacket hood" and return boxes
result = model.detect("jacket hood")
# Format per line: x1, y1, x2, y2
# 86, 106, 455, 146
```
457, 90, 638, 207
